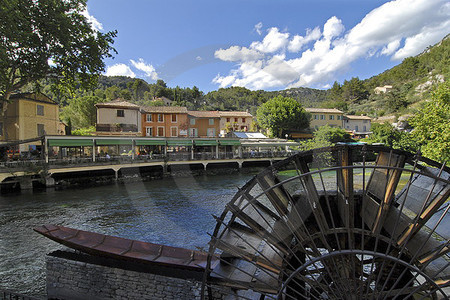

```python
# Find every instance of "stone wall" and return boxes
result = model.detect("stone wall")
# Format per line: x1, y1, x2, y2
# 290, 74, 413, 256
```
46, 250, 230, 300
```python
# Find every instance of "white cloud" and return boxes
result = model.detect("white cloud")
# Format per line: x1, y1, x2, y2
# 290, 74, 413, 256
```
213, 0, 450, 90
323, 16, 344, 40
288, 27, 321, 53
215, 46, 264, 62
81, 8, 103, 31
130, 58, 158, 80
250, 27, 289, 53
254, 22, 263, 35
105, 64, 136, 77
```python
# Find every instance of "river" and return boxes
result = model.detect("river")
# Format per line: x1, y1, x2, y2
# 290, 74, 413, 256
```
0, 173, 255, 298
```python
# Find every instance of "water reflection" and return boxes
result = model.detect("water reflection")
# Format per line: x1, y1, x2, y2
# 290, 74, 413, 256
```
0, 173, 253, 298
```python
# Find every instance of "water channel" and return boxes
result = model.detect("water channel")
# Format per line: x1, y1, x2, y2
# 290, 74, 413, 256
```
0, 172, 256, 298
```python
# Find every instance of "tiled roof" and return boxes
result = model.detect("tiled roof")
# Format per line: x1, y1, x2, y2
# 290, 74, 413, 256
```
10, 92, 57, 105
305, 108, 344, 113
188, 111, 220, 118
218, 111, 253, 117
95, 99, 140, 109
142, 106, 188, 113
344, 115, 372, 120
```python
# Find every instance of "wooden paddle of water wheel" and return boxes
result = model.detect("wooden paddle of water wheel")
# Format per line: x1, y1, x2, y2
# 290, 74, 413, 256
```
202, 145, 449, 299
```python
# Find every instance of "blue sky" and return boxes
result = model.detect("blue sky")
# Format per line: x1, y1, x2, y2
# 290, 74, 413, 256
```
85, 0, 450, 92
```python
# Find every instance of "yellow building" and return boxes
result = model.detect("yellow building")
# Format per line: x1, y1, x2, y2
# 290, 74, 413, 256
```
0, 93, 61, 151
305, 108, 344, 130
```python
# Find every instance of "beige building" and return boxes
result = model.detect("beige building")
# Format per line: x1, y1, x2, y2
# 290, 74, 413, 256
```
343, 115, 372, 133
0, 93, 61, 151
95, 99, 141, 135
218, 111, 253, 136
305, 108, 344, 130
374, 85, 393, 94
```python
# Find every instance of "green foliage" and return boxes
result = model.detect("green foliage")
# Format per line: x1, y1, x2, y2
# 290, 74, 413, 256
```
299, 125, 352, 151
0, 0, 116, 109
256, 96, 310, 138
409, 81, 450, 163
71, 126, 96, 136
363, 123, 419, 154
61, 95, 104, 129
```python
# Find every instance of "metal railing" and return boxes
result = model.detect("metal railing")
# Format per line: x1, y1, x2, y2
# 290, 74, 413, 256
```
0, 151, 296, 172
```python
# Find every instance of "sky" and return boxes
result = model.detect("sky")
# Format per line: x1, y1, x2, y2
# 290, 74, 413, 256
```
85, 0, 450, 92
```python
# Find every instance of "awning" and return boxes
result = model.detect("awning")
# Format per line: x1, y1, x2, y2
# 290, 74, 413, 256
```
135, 139, 166, 146
167, 140, 193, 146
241, 142, 298, 147
219, 140, 241, 146
48, 139, 94, 147
194, 140, 218, 146
95, 139, 133, 146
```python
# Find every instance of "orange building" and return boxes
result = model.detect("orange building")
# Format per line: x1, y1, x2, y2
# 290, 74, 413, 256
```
141, 106, 189, 137
187, 111, 220, 137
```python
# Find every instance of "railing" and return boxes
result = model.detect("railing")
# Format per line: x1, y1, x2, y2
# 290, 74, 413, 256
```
0, 290, 40, 300
0, 151, 296, 172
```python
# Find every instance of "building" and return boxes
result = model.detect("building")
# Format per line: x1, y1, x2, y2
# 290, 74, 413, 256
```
141, 106, 188, 137
218, 111, 253, 136
95, 99, 141, 135
343, 115, 372, 137
151, 97, 173, 106
187, 111, 220, 137
0, 93, 61, 152
374, 85, 393, 94
305, 108, 344, 130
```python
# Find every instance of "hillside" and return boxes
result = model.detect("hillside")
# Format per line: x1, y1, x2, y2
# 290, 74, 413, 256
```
326, 34, 449, 118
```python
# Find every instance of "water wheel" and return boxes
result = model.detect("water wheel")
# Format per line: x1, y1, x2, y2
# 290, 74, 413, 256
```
202, 145, 449, 299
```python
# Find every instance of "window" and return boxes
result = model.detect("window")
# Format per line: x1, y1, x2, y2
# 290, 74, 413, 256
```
337, 115, 342, 120
355, 125, 359, 132
37, 124, 45, 136
207, 128, 215, 137
363, 120, 368, 123
363, 125, 367, 131
117, 109, 124, 117
189, 128, 198, 137
0, 122, 3, 136
242, 118, 246, 123
190, 118, 196, 125
171, 126, 178, 137
146, 114, 152, 122
171, 114, 177, 123
314, 115, 318, 120
329, 115, 335, 120
234, 118, 238, 122
226, 117, 230, 122
209, 118, 214, 125
37, 105, 44, 116
157, 126, 164, 137
320, 115, 325, 120
145, 127, 153, 136
157, 114, 163, 122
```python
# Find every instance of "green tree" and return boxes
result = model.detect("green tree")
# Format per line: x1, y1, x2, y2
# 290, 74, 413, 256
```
364, 123, 418, 153
410, 82, 450, 163
61, 95, 104, 129
0, 0, 116, 114
256, 96, 310, 138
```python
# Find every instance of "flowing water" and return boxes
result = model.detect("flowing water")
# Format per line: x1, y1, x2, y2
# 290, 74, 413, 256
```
0, 173, 255, 298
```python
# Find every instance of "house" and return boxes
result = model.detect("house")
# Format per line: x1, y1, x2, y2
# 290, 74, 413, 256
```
305, 108, 344, 130
218, 111, 253, 136
187, 111, 220, 137
374, 85, 393, 94
152, 97, 173, 106
95, 99, 141, 135
141, 106, 188, 137
343, 115, 372, 138
0, 93, 61, 152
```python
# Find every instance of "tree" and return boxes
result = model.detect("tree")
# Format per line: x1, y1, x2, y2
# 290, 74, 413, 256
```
410, 82, 450, 163
364, 123, 418, 154
0, 0, 116, 114
256, 96, 310, 138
